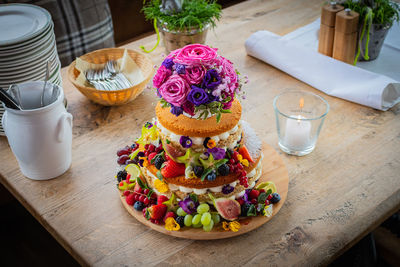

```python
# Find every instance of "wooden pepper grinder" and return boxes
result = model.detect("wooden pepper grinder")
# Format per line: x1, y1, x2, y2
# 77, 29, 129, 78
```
332, 8, 359, 64
318, 1, 344, 57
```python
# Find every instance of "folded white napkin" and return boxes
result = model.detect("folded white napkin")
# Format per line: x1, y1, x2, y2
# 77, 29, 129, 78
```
245, 21, 400, 111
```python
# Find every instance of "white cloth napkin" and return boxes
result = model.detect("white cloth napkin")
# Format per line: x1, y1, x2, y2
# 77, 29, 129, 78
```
245, 20, 400, 111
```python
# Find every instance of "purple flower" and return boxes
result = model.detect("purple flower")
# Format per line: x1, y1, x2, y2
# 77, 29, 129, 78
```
187, 85, 209, 106
179, 196, 198, 214
171, 105, 183, 116
162, 58, 174, 70
179, 136, 192, 148
202, 69, 221, 89
208, 147, 226, 160
174, 63, 186, 74
222, 184, 234, 194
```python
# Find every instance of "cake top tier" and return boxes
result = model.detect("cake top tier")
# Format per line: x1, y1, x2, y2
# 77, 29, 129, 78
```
156, 99, 242, 137
153, 44, 245, 122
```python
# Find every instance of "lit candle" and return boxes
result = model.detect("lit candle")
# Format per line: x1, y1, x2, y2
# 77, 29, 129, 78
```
284, 115, 311, 149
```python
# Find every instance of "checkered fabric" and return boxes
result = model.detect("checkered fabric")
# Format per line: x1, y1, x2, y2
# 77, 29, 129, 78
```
3, 0, 115, 66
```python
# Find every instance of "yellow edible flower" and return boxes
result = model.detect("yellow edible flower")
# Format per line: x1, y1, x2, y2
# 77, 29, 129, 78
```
222, 221, 241, 232
229, 221, 241, 232
222, 222, 230, 231
207, 139, 216, 149
237, 154, 249, 167
154, 179, 169, 193
165, 217, 180, 231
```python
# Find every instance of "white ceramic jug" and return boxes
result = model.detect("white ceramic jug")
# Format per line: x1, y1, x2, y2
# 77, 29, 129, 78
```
2, 81, 73, 180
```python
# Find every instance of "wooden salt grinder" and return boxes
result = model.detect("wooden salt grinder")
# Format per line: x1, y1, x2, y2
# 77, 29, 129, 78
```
333, 8, 359, 64
318, 1, 344, 57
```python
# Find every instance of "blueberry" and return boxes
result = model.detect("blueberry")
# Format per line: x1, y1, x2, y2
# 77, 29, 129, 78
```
154, 156, 165, 170
131, 143, 137, 150
176, 216, 185, 227
206, 171, 216, 181
117, 170, 127, 182
193, 165, 204, 177
241, 202, 252, 216
270, 193, 281, 204
134, 201, 145, 211
218, 164, 230, 176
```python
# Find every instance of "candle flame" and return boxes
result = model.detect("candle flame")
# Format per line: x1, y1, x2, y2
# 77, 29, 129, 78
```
299, 97, 304, 109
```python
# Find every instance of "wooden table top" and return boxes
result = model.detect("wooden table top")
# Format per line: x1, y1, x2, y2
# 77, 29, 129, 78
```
1, 0, 400, 266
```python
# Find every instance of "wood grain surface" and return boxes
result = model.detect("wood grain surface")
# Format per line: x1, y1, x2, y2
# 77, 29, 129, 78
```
120, 143, 289, 240
1, 0, 400, 266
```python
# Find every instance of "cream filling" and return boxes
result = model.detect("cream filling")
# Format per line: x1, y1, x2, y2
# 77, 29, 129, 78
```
156, 119, 241, 145
145, 160, 262, 194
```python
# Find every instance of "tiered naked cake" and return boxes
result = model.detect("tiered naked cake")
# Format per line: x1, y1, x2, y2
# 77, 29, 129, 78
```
115, 44, 282, 233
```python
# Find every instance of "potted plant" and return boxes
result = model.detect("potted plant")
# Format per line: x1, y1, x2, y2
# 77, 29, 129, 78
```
142, 0, 221, 53
343, 0, 400, 62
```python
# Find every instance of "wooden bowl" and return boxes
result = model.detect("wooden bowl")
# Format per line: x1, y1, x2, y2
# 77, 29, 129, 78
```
67, 48, 153, 106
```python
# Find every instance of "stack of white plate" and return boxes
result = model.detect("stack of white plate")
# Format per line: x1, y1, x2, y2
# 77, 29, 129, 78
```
0, 3, 62, 136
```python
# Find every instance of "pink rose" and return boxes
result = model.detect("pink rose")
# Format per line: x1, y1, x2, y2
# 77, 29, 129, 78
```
153, 65, 172, 88
174, 44, 218, 66
218, 56, 238, 93
159, 74, 190, 106
184, 66, 206, 85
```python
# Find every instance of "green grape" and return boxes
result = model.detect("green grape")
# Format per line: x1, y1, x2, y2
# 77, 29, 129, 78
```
196, 203, 210, 214
211, 214, 220, 224
203, 219, 214, 232
184, 214, 193, 227
177, 207, 187, 216
201, 212, 211, 226
192, 222, 202, 228
192, 214, 201, 225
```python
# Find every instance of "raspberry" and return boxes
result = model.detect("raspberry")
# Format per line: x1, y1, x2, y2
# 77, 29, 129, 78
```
229, 158, 235, 164
267, 194, 273, 201
148, 144, 156, 152
237, 198, 245, 205
251, 199, 257, 204
123, 190, 130, 197
144, 198, 149, 205
144, 144, 149, 150
144, 189, 150, 195
139, 195, 145, 202
249, 190, 260, 200
259, 189, 266, 194
126, 194, 135, 205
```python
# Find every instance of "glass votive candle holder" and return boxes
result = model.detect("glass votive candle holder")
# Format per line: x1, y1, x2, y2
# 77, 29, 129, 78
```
273, 91, 329, 156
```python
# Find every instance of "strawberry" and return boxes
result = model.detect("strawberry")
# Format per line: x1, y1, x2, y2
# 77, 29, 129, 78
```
157, 195, 169, 205
148, 204, 167, 220
239, 146, 254, 163
148, 152, 157, 162
163, 211, 176, 222
125, 193, 135, 205
161, 160, 185, 178
249, 189, 260, 200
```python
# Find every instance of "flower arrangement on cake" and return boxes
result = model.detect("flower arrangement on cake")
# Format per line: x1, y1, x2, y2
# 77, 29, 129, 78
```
153, 44, 246, 122
114, 44, 280, 233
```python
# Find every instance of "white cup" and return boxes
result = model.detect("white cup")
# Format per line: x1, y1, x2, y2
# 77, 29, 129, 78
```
2, 81, 73, 180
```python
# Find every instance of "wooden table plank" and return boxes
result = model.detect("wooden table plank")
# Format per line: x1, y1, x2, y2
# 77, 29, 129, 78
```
1, 0, 399, 266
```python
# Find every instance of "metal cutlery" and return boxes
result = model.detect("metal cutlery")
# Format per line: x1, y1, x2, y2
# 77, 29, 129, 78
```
85, 60, 132, 91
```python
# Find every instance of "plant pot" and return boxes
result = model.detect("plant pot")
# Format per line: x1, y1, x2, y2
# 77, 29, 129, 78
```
158, 22, 209, 53
359, 23, 391, 61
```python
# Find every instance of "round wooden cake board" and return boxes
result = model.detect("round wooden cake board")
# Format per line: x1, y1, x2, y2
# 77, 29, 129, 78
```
119, 142, 289, 240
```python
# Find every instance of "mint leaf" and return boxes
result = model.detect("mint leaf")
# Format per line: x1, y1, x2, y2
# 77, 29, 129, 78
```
189, 193, 198, 203
247, 204, 257, 216
258, 192, 267, 204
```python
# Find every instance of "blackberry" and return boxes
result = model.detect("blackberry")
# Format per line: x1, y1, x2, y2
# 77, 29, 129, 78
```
218, 164, 230, 176
193, 165, 204, 177
241, 202, 252, 216
206, 171, 216, 181
154, 155, 165, 170
270, 193, 281, 204
134, 201, 145, 211
117, 170, 127, 182
176, 216, 185, 227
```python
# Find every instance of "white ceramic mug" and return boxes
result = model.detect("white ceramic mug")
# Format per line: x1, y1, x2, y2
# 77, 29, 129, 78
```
2, 81, 73, 180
